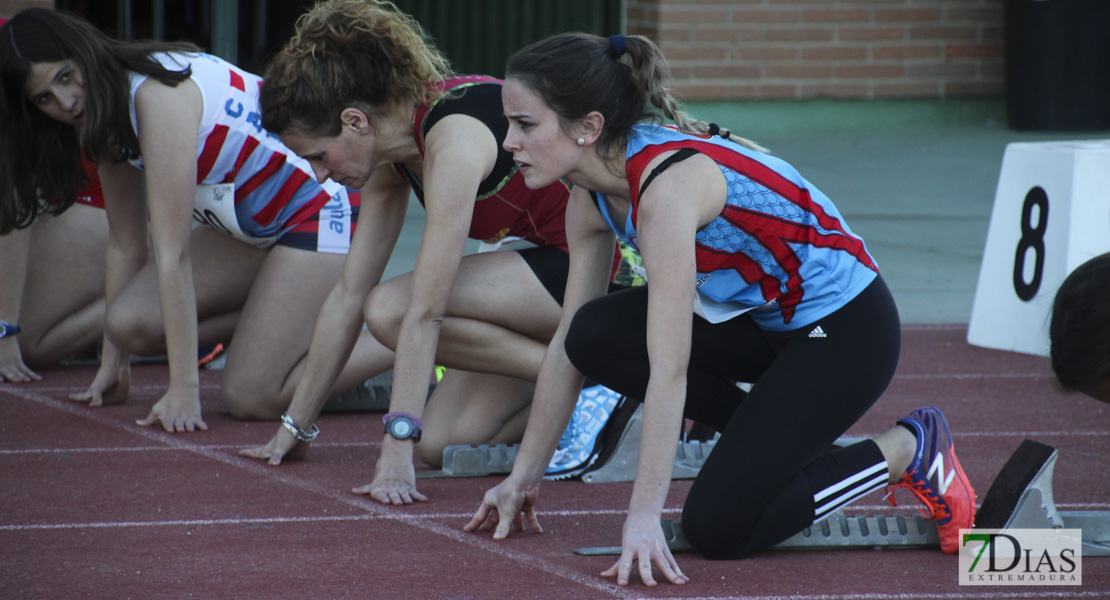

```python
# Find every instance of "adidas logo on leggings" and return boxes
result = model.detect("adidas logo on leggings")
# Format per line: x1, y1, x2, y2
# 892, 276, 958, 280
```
809, 326, 828, 338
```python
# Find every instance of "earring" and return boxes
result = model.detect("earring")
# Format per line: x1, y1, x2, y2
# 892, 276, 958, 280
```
576, 137, 585, 146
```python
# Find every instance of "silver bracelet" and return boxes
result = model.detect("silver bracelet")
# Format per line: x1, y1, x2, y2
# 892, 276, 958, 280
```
280, 413, 319, 443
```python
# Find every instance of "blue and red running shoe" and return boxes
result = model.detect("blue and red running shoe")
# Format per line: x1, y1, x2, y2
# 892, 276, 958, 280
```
885, 406, 976, 554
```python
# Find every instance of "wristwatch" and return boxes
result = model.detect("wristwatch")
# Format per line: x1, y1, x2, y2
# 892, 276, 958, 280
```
382, 411, 423, 442
0, 321, 20, 339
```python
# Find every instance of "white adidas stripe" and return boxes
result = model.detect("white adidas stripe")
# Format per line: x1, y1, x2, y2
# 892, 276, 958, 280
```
814, 461, 887, 503
813, 472, 889, 521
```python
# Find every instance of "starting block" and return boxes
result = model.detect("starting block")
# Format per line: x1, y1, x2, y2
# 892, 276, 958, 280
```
975, 439, 1109, 557
423, 404, 865, 481
574, 512, 940, 556
416, 443, 519, 478
574, 439, 1110, 556
581, 404, 719, 483
417, 404, 718, 480
581, 404, 864, 483
321, 369, 392, 413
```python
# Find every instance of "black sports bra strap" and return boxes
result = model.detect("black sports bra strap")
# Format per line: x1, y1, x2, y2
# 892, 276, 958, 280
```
638, 148, 699, 198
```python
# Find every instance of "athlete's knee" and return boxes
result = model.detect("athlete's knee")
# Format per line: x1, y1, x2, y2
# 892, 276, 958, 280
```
104, 300, 164, 356
220, 372, 284, 421
364, 284, 405, 350
564, 300, 613, 373
414, 436, 446, 468
681, 489, 759, 560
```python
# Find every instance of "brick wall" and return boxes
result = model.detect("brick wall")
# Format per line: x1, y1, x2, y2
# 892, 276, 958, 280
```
627, 0, 1004, 100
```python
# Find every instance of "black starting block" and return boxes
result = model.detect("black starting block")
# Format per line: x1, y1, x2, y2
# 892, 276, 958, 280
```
573, 439, 1110, 556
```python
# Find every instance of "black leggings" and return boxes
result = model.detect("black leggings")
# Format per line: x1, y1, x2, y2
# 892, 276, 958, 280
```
564, 276, 901, 559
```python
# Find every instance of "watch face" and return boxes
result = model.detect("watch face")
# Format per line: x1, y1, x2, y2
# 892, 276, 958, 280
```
390, 418, 414, 438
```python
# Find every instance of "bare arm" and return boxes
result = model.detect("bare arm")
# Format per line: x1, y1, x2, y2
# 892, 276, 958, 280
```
465, 185, 616, 535
355, 114, 497, 505
603, 153, 724, 587
0, 226, 36, 381
67, 155, 149, 406
240, 164, 410, 464
131, 77, 208, 431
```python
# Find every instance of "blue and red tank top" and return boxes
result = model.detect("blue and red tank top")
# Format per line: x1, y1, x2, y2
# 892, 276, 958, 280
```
593, 124, 878, 331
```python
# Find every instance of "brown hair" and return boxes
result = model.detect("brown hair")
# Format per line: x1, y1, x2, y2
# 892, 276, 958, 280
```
0, 8, 198, 233
506, 33, 763, 161
260, 0, 453, 137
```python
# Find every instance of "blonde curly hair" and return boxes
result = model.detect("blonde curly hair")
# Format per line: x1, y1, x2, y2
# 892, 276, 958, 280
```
260, 0, 453, 136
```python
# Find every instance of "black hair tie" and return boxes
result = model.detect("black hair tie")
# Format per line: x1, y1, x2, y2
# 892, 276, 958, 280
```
708, 122, 731, 140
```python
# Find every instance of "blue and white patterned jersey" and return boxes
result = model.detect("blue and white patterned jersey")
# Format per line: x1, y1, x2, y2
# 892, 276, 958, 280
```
592, 124, 878, 331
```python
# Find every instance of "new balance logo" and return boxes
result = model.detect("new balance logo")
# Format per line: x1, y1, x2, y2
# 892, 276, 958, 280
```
927, 451, 957, 495
808, 326, 827, 338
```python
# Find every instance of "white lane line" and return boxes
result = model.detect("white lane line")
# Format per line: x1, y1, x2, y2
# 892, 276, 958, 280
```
0, 514, 376, 531
5, 430, 1103, 457
671, 593, 1108, 600
8, 502, 1107, 532
0, 440, 379, 454
1, 387, 644, 600
893, 373, 1053, 380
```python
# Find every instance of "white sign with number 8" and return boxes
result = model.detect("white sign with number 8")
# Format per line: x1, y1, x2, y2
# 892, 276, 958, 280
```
968, 140, 1110, 356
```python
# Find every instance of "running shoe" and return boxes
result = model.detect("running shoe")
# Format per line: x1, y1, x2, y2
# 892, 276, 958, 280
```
885, 406, 976, 554
545, 384, 623, 480
197, 343, 226, 370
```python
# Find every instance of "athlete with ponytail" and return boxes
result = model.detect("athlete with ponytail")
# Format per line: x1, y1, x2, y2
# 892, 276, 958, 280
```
466, 33, 976, 585
237, 0, 630, 505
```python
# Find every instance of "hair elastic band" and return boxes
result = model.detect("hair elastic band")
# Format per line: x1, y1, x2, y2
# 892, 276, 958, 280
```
609, 35, 627, 58
708, 123, 732, 141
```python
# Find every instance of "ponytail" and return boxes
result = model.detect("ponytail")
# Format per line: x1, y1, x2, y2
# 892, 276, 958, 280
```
506, 33, 764, 159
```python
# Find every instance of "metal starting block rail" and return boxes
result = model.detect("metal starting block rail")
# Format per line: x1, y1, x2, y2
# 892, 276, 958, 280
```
574, 512, 940, 556
417, 443, 519, 478
582, 405, 718, 483
574, 439, 1110, 556
422, 404, 863, 480
581, 405, 864, 483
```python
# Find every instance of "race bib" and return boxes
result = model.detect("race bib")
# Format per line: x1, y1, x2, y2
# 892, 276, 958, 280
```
192, 183, 276, 249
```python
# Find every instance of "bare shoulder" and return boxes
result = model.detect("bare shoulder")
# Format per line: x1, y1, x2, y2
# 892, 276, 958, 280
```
423, 114, 498, 168
134, 76, 202, 121
639, 150, 726, 227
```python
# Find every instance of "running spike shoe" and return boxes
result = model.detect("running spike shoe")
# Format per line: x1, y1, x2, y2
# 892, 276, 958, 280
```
884, 406, 976, 554
545, 384, 623, 480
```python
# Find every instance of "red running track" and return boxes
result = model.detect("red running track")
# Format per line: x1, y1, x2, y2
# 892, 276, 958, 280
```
1, 325, 1107, 599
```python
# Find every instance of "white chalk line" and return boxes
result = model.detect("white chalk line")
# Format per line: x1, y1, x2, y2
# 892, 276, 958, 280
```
3, 386, 1105, 598
0, 369, 1057, 398
0, 440, 379, 455
671, 593, 1107, 600
893, 372, 1053, 380
9, 499, 1110, 534
1, 383, 221, 394
1, 387, 644, 600
5, 428, 1104, 458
